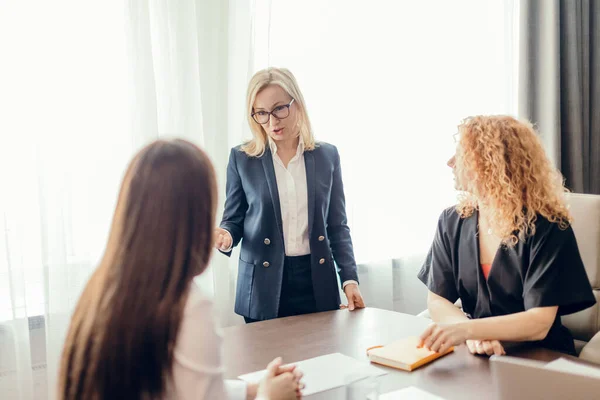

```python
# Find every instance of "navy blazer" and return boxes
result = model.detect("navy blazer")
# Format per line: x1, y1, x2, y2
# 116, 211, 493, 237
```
219, 142, 359, 320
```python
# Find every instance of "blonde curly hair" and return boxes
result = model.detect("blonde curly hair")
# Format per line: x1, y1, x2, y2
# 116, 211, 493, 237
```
454, 115, 571, 246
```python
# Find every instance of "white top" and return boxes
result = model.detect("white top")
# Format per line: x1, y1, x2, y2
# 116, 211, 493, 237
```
269, 139, 311, 256
165, 283, 248, 400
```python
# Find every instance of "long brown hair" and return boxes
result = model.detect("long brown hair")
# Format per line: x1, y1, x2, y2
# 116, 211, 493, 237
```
58, 139, 218, 399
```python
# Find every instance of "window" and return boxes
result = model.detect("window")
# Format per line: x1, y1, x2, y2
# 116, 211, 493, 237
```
253, 0, 517, 262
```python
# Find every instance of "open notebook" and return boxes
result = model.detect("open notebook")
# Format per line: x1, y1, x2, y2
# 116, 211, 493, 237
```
367, 336, 454, 372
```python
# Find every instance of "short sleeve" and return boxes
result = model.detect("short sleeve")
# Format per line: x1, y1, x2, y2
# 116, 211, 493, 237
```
417, 210, 459, 303
524, 220, 596, 315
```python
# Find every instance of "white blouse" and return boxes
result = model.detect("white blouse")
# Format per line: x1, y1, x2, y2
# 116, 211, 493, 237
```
165, 283, 247, 400
269, 139, 311, 256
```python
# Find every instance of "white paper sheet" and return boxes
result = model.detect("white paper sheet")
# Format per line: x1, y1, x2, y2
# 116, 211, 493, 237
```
544, 358, 600, 379
379, 386, 446, 400
238, 353, 387, 396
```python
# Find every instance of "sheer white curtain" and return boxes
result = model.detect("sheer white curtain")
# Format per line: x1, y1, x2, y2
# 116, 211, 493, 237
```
0, 1, 253, 398
253, 0, 517, 263
0, 2, 132, 399
126, 0, 256, 328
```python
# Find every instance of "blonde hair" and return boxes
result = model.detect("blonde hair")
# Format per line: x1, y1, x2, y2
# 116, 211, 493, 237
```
242, 67, 316, 157
455, 115, 571, 246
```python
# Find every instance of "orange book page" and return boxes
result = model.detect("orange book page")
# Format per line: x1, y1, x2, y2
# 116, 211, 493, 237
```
368, 336, 453, 368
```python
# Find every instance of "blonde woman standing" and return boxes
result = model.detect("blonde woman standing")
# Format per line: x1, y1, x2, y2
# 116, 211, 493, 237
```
215, 67, 365, 323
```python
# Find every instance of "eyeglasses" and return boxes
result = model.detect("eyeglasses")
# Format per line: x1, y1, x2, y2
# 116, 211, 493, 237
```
251, 99, 295, 124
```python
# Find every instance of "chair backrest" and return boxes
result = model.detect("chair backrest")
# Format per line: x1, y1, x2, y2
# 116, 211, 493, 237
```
561, 193, 600, 343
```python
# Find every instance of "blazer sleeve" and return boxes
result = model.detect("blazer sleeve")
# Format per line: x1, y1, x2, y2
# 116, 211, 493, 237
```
219, 148, 248, 257
327, 146, 359, 285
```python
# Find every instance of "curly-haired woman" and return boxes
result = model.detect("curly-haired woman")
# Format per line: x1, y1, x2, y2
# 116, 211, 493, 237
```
418, 115, 596, 357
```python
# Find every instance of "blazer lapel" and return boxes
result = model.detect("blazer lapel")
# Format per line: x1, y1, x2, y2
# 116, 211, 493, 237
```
262, 148, 284, 239
304, 150, 316, 239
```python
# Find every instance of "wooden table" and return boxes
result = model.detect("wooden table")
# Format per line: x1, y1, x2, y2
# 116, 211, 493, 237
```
223, 308, 566, 399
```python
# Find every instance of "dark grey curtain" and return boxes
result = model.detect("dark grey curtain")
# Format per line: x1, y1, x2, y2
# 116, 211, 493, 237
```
519, 0, 600, 194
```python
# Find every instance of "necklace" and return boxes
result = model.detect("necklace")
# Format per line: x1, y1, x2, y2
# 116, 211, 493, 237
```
478, 208, 494, 236
477, 219, 494, 236
478, 225, 494, 236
